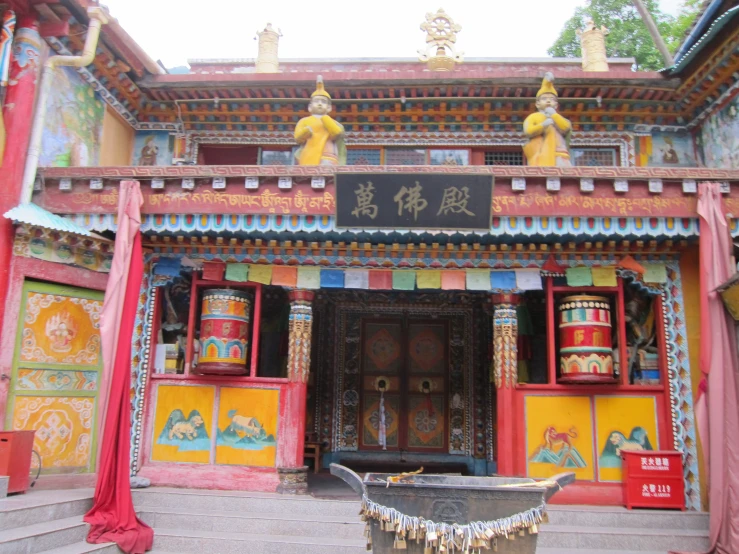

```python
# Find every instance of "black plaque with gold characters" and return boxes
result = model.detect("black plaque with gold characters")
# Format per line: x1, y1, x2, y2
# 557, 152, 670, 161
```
335, 173, 494, 230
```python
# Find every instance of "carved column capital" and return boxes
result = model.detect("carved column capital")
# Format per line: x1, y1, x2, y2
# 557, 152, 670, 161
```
287, 290, 314, 383
491, 294, 519, 388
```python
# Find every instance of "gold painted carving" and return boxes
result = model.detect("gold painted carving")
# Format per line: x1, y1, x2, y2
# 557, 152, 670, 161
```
418, 8, 464, 71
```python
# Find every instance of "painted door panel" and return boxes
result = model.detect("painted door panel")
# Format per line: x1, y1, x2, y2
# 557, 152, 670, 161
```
5, 281, 103, 474
360, 318, 448, 453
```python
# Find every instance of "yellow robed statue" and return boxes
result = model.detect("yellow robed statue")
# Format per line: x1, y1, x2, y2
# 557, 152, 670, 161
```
522, 72, 572, 167
294, 76, 346, 166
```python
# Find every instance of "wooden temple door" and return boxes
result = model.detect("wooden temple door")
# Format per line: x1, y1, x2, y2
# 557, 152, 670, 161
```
359, 318, 448, 453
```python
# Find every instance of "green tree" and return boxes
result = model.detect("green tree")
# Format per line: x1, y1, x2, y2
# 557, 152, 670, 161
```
548, 0, 699, 71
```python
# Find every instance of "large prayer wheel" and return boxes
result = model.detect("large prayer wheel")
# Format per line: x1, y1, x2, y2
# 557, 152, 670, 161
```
558, 295, 614, 383
197, 289, 251, 375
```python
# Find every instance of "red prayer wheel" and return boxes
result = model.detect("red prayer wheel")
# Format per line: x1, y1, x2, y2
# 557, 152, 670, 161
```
558, 295, 614, 383
196, 289, 251, 375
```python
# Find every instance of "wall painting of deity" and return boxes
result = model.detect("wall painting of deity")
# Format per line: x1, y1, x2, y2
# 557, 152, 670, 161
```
132, 131, 174, 166
215, 387, 279, 467
594, 395, 658, 482
525, 395, 595, 481
152, 384, 215, 464
7, 281, 103, 474
647, 131, 697, 167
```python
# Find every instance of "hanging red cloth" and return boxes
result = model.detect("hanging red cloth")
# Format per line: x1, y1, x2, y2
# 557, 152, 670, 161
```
84, 181, 153, 554
682, 182, 739, 554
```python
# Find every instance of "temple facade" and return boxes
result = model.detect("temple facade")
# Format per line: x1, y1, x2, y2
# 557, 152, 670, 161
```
1, 0, 738, 512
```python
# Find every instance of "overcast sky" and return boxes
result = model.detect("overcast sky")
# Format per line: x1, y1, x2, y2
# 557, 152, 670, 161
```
101, 0, 686, 69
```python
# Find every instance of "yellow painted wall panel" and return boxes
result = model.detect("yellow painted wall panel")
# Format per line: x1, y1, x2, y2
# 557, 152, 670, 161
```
100, 106, 134, 166
152, 385, 215, 464
595, 395, 658, 482
215, 387, 278, 467
525, 395, 595, 481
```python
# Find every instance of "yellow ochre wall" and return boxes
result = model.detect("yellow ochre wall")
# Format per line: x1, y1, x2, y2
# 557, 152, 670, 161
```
100, 106, 134, 166
680, 245, 707, 510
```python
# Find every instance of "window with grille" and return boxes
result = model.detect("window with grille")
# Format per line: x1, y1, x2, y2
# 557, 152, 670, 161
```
346, 149, 382, 165
571, 148, 618, 167
484, 151, 524, 166
385, 148, 427, 165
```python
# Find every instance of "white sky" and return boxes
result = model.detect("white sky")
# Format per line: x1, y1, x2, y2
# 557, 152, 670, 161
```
101, 0, 686, 69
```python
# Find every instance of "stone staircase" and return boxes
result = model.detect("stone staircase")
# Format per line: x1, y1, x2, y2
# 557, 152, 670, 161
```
0, 488, 116, 554
133, 487, 711, 554
0, 486, 711, 553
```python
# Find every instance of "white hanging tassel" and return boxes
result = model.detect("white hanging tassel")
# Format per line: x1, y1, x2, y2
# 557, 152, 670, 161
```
379, 389, 387, 450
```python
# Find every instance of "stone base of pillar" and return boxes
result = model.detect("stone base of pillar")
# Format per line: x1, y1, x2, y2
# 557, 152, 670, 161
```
276, 466, 309, 495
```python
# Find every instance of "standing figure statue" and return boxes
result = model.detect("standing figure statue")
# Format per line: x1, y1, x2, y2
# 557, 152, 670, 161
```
294, 76, 346, 165
523, 72, 572, 167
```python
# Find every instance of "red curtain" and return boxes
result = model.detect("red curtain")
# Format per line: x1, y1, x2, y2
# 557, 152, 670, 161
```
84, 181, 153, 553
693, 182, 739, 553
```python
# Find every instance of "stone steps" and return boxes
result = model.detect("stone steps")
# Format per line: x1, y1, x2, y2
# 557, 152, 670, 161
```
150, 527, 366, 554
0, 515, 91, 554
132, 487, 359, 517
538, 522, 709, 551
37, 541, 119, 554
133, 488, 710, 553
138, 506, 364, 540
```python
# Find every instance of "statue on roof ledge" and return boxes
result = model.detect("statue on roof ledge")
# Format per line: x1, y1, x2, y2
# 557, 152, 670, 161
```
523, 73, 572, 167
294, 76, 346, 166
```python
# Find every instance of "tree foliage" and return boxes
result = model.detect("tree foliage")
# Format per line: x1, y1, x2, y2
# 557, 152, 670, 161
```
548, 0, 702, 71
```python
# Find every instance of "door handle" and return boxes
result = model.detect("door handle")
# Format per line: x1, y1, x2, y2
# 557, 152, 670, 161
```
0, 373, 9, 381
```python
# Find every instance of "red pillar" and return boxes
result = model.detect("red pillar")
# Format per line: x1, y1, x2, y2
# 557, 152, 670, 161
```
0, 15, 41, 333
492, 293, 519, 476
277, 289, 314, 493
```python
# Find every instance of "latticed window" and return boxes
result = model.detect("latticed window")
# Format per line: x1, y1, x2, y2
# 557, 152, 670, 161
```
484, 151, 524, 166
346, 149, 382, 165
385, 148, 427, 165
571, 148, 618, 167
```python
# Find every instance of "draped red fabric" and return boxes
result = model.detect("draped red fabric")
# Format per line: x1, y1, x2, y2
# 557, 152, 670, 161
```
84, 181, 153, 553
692, 182, 739, 554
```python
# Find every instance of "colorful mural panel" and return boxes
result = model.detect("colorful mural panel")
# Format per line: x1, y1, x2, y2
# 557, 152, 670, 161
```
152, 385, 214, 464
595, 395, 658, 482
215, 387, 278, 467
697, 93, 739, 169
526, 395, 595, 481
12, 396, 94, 471
16, 369, 97, 391
647, 131, 696, 167
40, 66, 104, 167
132, 131, 174, 166
20, 292, 102, 366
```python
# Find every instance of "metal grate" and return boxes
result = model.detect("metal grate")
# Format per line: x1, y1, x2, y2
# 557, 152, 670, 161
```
484, 151, 524, 166
385, 148, 427, 165
346, 149, 382, 165
571, 148, 617, 166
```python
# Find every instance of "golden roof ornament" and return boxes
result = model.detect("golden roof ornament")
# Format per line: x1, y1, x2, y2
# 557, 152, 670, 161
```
255, 23, 282, 73
418, 8, 463, 71
577, 18, 610, 72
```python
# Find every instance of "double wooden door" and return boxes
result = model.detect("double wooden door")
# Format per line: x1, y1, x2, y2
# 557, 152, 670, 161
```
359, 318, 448, 452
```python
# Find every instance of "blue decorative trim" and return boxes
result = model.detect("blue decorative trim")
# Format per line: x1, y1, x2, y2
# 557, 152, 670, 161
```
65, 214, 703, 240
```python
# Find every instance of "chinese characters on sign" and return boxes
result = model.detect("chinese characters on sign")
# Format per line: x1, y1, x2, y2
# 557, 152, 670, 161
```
336, 174, 494, 230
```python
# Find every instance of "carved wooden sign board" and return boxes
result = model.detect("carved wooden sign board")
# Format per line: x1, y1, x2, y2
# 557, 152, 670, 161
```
335, 173, 494, 230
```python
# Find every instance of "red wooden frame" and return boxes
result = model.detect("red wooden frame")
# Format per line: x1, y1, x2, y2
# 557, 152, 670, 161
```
172, 274, 263, 378
507, 276, 675, 505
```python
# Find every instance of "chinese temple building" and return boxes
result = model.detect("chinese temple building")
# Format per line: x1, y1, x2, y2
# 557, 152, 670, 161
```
1, 0, 739, 515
